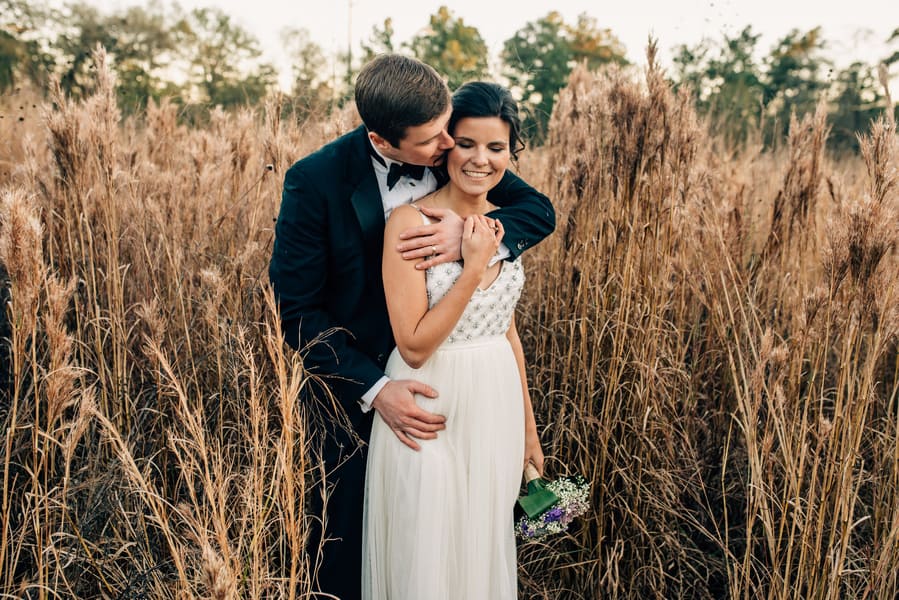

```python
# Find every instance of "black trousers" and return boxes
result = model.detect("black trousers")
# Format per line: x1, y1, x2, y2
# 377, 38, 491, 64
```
306, 411, 373, 600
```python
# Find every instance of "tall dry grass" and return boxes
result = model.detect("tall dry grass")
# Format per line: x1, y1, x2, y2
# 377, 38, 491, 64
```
0, 47, 360, 598
515, 44, 899, 598
1, 44, 897, 598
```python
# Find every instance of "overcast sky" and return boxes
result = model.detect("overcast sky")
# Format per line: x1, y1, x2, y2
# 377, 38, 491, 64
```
92, 0, 898, 89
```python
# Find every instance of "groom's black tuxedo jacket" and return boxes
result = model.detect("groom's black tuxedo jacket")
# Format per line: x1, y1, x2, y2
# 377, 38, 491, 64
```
269, 125, 555, 433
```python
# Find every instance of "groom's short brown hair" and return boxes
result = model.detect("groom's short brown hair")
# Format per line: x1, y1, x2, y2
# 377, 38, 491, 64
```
355, 54, 450, 148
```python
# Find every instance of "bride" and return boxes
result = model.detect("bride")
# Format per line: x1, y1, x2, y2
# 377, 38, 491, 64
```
362, 81, 545, 600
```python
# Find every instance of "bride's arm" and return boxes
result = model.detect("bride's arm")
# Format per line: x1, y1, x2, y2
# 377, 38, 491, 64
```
383, 204, 498, 368
507, 314, 544, 475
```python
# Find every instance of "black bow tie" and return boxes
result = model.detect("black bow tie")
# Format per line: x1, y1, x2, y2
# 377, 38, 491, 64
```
386, 162, 426, 190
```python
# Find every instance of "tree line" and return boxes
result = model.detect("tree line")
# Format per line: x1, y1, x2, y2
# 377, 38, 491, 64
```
2, 0, 897, 152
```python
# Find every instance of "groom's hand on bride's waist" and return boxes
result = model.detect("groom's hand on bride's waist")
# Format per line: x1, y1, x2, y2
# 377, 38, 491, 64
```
372, 379, 445, 451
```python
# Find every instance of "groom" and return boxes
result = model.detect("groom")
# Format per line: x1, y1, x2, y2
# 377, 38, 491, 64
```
269, 53, 555, 599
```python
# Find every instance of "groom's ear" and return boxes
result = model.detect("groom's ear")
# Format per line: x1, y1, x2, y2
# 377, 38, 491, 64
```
368, 131, 394, 153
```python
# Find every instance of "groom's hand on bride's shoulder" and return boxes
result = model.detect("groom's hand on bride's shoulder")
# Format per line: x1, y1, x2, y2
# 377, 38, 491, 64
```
396, 206, 464, 270
372, 379, 446, 451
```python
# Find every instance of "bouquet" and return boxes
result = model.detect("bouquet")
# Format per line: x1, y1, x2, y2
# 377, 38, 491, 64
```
515, 463, 590, 540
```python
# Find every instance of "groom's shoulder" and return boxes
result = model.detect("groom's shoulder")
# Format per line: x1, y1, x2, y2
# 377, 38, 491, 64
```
286, 125, 367, 178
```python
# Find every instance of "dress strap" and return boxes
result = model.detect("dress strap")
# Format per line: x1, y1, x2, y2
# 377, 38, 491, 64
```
410, 203, 432, 225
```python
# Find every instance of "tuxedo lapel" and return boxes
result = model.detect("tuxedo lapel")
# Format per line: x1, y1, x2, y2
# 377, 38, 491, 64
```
344, 126, 385, 266
350, 170, 384, 263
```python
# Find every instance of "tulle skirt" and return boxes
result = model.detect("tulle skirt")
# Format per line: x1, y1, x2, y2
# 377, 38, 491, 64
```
362, 335, 525, 600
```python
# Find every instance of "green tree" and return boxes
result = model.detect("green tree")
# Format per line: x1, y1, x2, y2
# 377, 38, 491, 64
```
568, 13, 627, 69
104, 2, 183, 111
0, 0, 54, 92
884, 27, 899, 66
671, 39, 711, 108
47, 1, 183, 109
334, 19, 397, 109
705, 27, 764, 133
672, 26, 836, 150
408, 6, 488, 90
762, 27, 830, 142
673, 26, 765, 145
281, 26, 331, 119
886, 28, 899, 122
502, 12, 571, 140
829, 61, 883, 153
360, 18, 395, 62
179, 7, 276, 107
53, 3, 118, 98
0, 28, 18, 92
502, 11, 626, 141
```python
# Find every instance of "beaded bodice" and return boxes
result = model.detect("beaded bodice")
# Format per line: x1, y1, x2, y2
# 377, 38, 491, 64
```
425, 254, 524, 344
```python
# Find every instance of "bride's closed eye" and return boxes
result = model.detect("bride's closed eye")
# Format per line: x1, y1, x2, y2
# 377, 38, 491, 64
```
453, 138, 508, 153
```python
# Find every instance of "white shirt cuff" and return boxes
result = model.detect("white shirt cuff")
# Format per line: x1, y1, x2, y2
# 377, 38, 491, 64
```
489, 243, 511, 267
360, 376, 390, 413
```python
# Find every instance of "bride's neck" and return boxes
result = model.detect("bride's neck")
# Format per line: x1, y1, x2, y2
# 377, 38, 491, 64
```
436, 184, 490, 217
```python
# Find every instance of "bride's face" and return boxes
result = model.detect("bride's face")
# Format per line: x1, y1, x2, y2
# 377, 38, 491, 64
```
446, 116, 511, 196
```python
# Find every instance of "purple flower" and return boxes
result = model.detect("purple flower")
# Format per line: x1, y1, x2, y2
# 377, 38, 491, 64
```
543, 508, 564, 523
516, 475, 589, 541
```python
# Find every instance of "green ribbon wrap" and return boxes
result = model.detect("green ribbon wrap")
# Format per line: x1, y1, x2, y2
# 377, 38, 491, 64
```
517, 463, 560, 519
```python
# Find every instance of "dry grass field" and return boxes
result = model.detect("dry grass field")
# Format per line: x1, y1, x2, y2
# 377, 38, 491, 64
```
1, 46, 898, 598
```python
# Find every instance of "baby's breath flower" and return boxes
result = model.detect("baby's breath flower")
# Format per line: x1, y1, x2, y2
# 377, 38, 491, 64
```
516, 475, 590, 540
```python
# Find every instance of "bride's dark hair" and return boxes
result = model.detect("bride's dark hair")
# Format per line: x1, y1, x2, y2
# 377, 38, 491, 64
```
448, 82, 525, 159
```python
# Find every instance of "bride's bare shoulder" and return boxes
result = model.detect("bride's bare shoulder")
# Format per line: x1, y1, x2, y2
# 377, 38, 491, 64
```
387, 203, 420, 223
384, 204, 422, 236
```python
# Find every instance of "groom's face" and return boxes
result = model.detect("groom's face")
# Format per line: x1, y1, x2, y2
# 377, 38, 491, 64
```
379, 106, 454, 167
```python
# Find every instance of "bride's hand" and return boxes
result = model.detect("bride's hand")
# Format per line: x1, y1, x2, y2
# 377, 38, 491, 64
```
524, 429, 544, 477
461, 215, 504, 272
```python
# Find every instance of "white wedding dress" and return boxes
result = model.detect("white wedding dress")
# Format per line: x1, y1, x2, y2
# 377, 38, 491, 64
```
362, 234, 526, 600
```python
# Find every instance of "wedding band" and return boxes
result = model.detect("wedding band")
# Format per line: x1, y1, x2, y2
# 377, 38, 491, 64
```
431, 245, 438, 254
